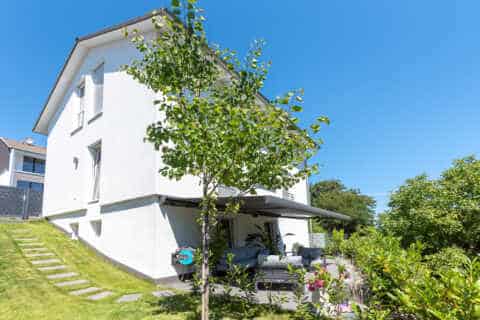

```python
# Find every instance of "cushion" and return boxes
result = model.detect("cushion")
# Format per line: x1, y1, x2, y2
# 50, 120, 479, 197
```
223, 247, 259, 262
257, 254, 303, 269
298, 247, 323, 260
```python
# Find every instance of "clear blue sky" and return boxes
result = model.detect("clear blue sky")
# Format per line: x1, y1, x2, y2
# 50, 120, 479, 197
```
2, 1, 480, 213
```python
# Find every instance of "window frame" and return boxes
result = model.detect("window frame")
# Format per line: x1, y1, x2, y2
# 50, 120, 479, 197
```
89, 141, 102, 202
76, 80, 86, 129
91, 62, 104, 117
16, 180, 44, 192
22, 156, 45, 174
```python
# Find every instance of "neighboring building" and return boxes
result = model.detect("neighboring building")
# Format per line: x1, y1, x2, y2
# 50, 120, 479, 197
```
0, 137, 46, 191
32, 10, 348, 283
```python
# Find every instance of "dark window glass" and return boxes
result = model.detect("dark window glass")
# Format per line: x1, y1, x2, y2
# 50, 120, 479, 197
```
30, 182, 44, 192
16, 180, 44, 192
16, 180, 30, 190
22, 157, 34, 172
35, 159, 45, 174
22, 157, 45, 174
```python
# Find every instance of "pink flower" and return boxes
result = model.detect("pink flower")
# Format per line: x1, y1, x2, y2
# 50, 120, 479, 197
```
314, 279, 324, 288
307, 283, 316, 292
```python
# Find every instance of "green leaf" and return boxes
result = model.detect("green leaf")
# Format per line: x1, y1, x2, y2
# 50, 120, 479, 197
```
310, 124, 320, 133
316, 116, 330, 125
291, 105, 302, 112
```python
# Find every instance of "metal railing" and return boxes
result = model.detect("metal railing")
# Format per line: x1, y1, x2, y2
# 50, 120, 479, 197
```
0, 186, 43, 219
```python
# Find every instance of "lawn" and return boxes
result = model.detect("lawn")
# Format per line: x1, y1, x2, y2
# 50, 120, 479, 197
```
0, 219, 290, 320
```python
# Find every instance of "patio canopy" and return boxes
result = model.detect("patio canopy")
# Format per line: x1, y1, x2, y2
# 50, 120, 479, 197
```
161, 194, 351, 221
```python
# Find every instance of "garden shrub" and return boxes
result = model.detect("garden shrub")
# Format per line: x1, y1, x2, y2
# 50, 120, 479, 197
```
424, 246, 469, 273
342, 228, 480, 319
325, 229, 345, 256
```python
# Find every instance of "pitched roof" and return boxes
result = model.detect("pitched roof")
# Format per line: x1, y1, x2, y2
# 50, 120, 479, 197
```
33, 9, 167, 135
0, 137, 46, 155
32, 8, 273, 135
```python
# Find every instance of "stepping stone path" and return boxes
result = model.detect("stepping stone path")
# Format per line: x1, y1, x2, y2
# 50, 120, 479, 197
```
70, 287, 101, 296
23, 247, 49, 252
18, 242, 44, 247
152, 290, 175, 298
46, 272, 78, 280
26, 253, 55, 258
11, 230, 179, 303
116, 293, 142, 303
38, 265, 67, 271
31, 259, 61, 265
55, 279, 90, 287
88, 291, 113, 300
12, 230, 31, 234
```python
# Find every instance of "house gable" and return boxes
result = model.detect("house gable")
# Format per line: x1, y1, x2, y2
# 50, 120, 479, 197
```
33, 9, 166, 135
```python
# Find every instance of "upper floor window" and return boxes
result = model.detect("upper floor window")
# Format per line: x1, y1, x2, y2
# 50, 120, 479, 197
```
92, 63, 104, 115
75, 81, 85, 129
22, 157, 45, 174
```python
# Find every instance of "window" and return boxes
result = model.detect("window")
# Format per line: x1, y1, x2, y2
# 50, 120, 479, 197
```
92, 63, 104, 115
22, 157, 45, 174
282, 189, 295, 201
76, 82, 85, 128
90, 143, 101, 201
17, 180, 44, 192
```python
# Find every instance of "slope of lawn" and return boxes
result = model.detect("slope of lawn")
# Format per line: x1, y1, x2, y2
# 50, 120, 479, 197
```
0, 219, 289, 320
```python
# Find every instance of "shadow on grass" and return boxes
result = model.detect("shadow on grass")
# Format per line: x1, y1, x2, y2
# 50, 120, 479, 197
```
147, 292, 290, 320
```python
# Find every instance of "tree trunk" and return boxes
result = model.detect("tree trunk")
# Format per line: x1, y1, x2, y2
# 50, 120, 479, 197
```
201, 184, 210, 320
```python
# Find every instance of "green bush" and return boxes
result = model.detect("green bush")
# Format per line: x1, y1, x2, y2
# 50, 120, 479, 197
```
325, 229, 345, 256
342, 229, 480, 319
424, 246, 470, 273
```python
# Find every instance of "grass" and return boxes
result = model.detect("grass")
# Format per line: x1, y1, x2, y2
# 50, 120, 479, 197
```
0, 219, 291, 320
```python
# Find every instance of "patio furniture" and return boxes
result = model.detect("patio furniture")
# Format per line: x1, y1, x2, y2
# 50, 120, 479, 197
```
216, 246, 269, 272
298, 247, 325, 269
255, 254, 303, 289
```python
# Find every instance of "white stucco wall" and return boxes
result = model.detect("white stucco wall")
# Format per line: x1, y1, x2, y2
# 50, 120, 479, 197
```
43, 31, 311, 281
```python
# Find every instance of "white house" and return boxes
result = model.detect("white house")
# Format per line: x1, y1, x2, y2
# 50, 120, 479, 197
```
33, 9, 348, 283
0, 137, 46, 191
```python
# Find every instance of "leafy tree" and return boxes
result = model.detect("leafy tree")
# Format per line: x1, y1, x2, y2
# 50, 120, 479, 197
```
380, 156, 480, 254
123, 1, 328, 318
310, 180, 375, 233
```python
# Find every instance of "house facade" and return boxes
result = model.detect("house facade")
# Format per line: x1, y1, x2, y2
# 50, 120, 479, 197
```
33, 10, 348, 283
0, 137, 46, 191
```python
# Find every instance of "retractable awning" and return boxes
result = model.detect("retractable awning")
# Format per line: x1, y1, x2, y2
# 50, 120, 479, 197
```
161, 195, 351, 221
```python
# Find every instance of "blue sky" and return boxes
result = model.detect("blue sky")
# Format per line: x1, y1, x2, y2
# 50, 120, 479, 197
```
2, 1, 480, 212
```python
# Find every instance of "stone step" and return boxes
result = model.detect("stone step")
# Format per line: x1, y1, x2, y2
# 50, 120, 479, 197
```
26, 253, 55, 258
18, 242, 44, 247
38, 265, 67, 272
12, 229, 31, 233
55, 279, 89, 287
23, 247, 48, 252
14, 238, 38, 241
152, 290, 174, 298
31, 259, 61, 265
46, 272, 78, 280
69, 287, 101, 296
116, 293, 142, 303
87, 291, 113, 300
